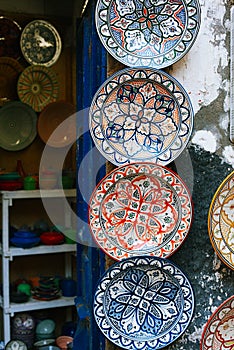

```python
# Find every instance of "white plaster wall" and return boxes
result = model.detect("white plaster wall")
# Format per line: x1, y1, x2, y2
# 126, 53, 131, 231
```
169, 0, 234, 167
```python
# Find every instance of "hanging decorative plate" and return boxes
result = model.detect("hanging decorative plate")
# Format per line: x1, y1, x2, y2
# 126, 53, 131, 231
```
89, 67, 194, 166
0, 101, 37, 151
200, 295, 234, 350
37, 101, 76, 147
94, 256, 194, 350
95, 0, 201, 69
208, 171, 234, 270
17, 65, 59, 112
89, 162, 192, 260
0, 57, 24, 106
20, 19, 62, 67
0, 16, 21, 59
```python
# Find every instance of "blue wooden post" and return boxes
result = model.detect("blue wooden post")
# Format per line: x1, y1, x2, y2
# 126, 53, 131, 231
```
74, 0, 107, 349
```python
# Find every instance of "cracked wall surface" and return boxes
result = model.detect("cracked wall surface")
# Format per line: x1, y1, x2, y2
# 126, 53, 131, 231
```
168, 0, 234, 166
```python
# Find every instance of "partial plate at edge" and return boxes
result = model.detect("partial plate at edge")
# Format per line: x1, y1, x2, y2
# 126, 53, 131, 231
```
208, 171, 234, 270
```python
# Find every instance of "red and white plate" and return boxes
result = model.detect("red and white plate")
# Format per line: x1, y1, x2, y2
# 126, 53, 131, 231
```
89, 162, 192, 260
200, 295, 234, 350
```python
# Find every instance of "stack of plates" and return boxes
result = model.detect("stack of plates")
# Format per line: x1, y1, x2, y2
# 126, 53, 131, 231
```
10, 230, 40, 248
0, 172, 23, 190
32, 276, 61, 301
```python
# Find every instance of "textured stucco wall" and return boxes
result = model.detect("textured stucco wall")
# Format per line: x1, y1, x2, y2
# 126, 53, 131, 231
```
164, 0, 234, 348
169, 0, 234, 166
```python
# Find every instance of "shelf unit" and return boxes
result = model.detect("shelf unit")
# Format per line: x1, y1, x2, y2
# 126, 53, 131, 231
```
0, 189, 77, 345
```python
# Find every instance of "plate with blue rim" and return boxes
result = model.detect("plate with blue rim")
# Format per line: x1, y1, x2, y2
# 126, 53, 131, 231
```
95, 0, 201, 69
89, 67, 194, 166
93, 256, 194, 349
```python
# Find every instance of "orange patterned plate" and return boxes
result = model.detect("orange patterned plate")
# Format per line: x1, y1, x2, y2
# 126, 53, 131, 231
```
89, 67, 194, 166
17, 65, 59, 112
208, 171, 234, 270
200, 295, 234, 350
89, 162, 192, 260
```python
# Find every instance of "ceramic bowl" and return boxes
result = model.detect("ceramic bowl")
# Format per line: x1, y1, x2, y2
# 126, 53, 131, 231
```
56, 336, 73, 349
36, 319, 55, 335
34, 339, 55, 348
10, 236, 41, 248
40, 232, 64, 245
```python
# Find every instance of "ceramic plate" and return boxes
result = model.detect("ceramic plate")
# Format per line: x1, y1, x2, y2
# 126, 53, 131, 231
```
37, 101, 76, 147
0, 16, 21, 59
94, 256, 194, 349
17, 65, 59, 112
5, 340, 27, 350
208, 171, 234, 270
0, 57, 24, 106
89, 162, 192, 260
200, 295, 234, 350
0, 101, 37, 151
20, 19, 62, 66
95, 0, 200, 69
89, 68, 193, 166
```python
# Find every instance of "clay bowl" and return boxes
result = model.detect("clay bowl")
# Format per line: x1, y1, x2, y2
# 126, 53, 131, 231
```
56, 336, 73, 349
40, 232, 64, 245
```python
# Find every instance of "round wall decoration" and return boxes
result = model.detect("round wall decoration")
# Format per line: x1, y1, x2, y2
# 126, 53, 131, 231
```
95, 0, 201, 68
20, 19, 62, 67
208, 171, 234, 270
89, 162, 192, 260
17, 65, 59, 112
89, 67, 194, 166
94, 256, 195, 349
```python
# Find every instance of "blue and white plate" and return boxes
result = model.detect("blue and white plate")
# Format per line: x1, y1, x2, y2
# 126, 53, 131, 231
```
95, 0, 201, 69
93, 256, 194, 349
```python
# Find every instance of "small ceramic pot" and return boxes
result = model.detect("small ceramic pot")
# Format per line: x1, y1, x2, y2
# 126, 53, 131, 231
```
60, 278, 76, 297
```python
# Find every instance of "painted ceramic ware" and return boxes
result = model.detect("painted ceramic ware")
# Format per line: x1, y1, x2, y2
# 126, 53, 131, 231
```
89, 68, 193, 166
94, 256, 194, 349
0, 16, 21, 59
200, 295, 234, 350
0, 57, 24, 106
95, 0, 201, 68
17, 65, 59, 112
208, 171, 234, 270
20, 20, 62, 67
0, 101, 37, 151
89, 162, 192, 260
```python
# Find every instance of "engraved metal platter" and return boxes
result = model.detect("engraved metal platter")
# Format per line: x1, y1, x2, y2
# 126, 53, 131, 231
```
95, 0, 201, 68
89, 162, 192, 260
89, 67, 194, 166
20, 19, 62, 67
200, 295, 234, 350
93, 256, 194, 349
208, 171, 234, 270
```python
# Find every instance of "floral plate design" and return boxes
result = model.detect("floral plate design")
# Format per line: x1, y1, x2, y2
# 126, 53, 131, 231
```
17, 65, 59, 112
89, 68, 193, 166
208, 171, 234, 270
94, 256, 194, 349
95, 0, 201, 69
89, 162, 192, 260
20, 19, 62, 67
200, 295, 234, 350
